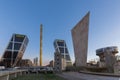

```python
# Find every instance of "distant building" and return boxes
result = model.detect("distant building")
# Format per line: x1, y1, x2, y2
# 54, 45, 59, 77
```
87, 60, 97, 67
96, 46, 118, 73
0, 34, 29, 68
19, 59, 32, 67
71, 12, 89, 67
33, 57, 38, 66
49, 60, 54, 67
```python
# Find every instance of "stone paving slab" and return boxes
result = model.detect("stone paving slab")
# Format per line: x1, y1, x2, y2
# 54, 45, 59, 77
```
56, 72, 85, 80
57, 72, 120, 80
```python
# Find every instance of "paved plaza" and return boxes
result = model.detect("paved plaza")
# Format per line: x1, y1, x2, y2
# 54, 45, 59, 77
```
57, 72, 120, 80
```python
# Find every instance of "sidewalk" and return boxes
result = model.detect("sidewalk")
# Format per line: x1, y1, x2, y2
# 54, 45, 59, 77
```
56, 72, 85, 80
56, 72, 120, 80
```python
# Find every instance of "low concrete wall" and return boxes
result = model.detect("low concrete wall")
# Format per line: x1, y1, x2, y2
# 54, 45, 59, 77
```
0, 70, 27, 80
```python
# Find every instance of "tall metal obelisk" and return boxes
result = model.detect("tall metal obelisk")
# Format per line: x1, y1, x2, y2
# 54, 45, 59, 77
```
40, 24, 43, 66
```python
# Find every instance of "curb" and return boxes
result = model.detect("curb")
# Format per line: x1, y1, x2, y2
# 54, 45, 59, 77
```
79, 71, 120, 77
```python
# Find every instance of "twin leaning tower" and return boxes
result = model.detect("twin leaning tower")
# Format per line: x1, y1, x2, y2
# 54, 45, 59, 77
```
0, 12, 90, 69
1, 12, 117, 73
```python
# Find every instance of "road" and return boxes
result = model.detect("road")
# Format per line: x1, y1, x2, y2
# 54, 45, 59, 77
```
57, 72, 120, 80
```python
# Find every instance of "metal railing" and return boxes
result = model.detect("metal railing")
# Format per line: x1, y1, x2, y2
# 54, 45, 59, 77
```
0, 70, 27, 80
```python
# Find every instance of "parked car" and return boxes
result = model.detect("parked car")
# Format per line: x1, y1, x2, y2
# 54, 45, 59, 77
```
38, 67, 47, 73
28, 68, 38, 73
46, 67, 53, 73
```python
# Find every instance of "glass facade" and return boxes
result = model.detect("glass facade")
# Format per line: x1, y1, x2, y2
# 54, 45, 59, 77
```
54, 39, 72, 66
0, 34, 29, 68
59, 47, 64, 53
7, 42, 12, 49
14, 43, 22, 50
57, 42, 64, 46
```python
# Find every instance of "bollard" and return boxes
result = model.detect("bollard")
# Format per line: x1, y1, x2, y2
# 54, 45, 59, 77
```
7, 74, 9, 80
14, 73, 17, 78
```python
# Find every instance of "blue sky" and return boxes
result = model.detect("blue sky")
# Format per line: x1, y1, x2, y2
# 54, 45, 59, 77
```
0, 0, 120, 65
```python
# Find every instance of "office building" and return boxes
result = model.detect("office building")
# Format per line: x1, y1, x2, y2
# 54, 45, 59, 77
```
71, 12, 90, 67
19, 59, 32, 67
0, 34, 29, 67
49, 60, 54, 67
96, 46, 118, 73
54, 39, 72, 72
33, 57, 38, 66
54, 39, 72, 67
54, 52, 66, 72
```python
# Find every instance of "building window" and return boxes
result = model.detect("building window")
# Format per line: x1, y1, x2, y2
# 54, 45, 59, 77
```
57, 42, 64, 46
7, 42, 13, 49
59, 47, 64, 53
62, 55, 64, 58
14, 43, 21, 50
13, 51, 18, 58
3, 51, 12, 58
57, 63, 59, 65
65, 48, 68, 53
57, 67, 59, 69
11, 37, 13, 41
66, 55, 71, 61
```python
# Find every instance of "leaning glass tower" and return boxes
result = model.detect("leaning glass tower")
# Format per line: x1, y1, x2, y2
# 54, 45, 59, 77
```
54, 39, 72, 66
0, 34, 29, 67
